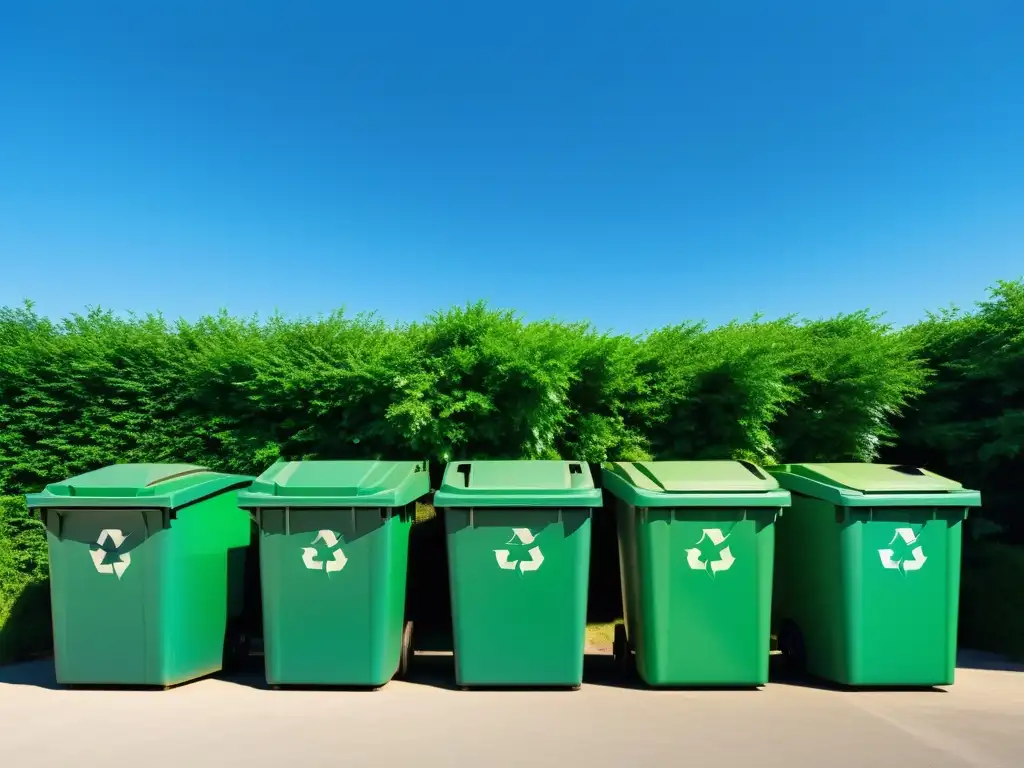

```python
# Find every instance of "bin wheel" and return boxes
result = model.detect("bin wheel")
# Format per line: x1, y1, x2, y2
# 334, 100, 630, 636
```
778, 620, 807, 676
613, 623, 632, 675
397, 620, 414, 680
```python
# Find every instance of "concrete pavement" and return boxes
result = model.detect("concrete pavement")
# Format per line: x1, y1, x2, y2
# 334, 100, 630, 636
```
1, 653, 1022, 768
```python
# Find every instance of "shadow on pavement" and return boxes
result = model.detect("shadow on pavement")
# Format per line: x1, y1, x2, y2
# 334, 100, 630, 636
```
406, 652, 762, 692
956, 649, 1024, 672
404, 652, 645, 692
586, 653, 949, 693
768, 654, 948, 693
0, 659, 61, 690
0, 658, 241, 692
10, 648, 1012, 693
585, 652, 766, 692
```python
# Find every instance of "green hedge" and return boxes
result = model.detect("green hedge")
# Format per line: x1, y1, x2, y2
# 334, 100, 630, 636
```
0, 302, 928, 493
884, 279, 1024, 541
0, 495, 51, 665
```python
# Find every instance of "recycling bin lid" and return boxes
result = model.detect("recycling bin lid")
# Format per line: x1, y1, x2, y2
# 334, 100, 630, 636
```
25, 464, 254, 510
237, 460, 430, 508
602, 460, 791, 508
433, 460, 602, 509
768, 463, 982, 508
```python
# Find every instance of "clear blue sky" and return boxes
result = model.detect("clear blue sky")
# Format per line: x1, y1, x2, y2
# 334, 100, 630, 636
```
1, 2, 1021, 333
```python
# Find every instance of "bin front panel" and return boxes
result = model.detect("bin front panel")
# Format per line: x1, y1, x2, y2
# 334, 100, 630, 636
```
259, 506, 411, 685
445, 508, 591, 686
160, 491, 253, 683
843, 507, 964, 685
45, 508, 158, 685
625, 505, 775, 686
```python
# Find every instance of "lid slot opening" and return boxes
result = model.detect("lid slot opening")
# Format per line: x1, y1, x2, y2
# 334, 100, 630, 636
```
738, 461, 767, 480
145, 468, 208, 487
889, 465, 925, 476
457, 463, 472, 488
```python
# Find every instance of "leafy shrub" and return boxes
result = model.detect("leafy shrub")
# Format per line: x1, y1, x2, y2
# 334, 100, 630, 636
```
0, 495, 51, 665
771, 311, 931, 463
886, 279, 1024, 541
0, 299, 937, 494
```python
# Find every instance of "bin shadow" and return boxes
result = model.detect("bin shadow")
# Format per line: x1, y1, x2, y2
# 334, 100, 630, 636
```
398, 623, 591, 691
216, 670, 408, 693
956, 649, 1024, 673
403, 652, 766, 692
217, 638, 451, 692
402, 651, 611, 692
0, 658, 61, 690
767, 654, 949, 693
0, 578, 53, 668
0, 659, 227, 692
578, 652, 949, 692
582, 652, 765, 692
0, 577, 55, 689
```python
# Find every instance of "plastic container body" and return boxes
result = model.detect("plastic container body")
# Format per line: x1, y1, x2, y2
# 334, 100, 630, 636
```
435, 460, 600, 688
604, 460, 789, 686
26, 464, 253, 687
239, 460, 429, 687
770, 463, 982, 686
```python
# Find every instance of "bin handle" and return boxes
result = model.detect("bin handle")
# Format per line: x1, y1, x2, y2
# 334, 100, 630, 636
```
45, 510, 66, 539
48, 509, 65, 539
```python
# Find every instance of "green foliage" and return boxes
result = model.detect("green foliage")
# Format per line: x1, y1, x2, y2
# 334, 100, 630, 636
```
774, 312, 930, 463
0, 495, 51, 665
389, 304, 580, 460
886, 279, 1024, 540
3, 297, 933, 492
637, 318, 800, 463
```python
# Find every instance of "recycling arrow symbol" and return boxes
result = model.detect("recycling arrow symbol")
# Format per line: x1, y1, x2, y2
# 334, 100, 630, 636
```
879, 528, 927, 573
494, 528, 544, 573
90, 529, 131, 579
684, 528, 735, 577
302, 530, 348, 574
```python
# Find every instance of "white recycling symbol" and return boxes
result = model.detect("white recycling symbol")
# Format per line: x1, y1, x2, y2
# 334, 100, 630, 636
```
302, 530, 348, 574
494, 528, 544, 573
90, 529, 131, 579
684, 528, 735, 576
879, 528, 927, 572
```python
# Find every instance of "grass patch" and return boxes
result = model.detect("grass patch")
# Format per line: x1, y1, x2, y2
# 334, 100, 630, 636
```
414, 501, 437, 524
586, 621, 618, 650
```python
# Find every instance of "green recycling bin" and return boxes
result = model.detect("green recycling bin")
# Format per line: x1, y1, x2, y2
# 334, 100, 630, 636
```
769, 463, 982, 687
435, 460, 601, 688
25, 464, 254, 687
602, 461, 790, 686
238, 460, 429, 687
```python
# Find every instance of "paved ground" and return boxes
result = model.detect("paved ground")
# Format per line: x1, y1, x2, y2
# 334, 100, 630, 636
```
1, 652, 1022, 768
